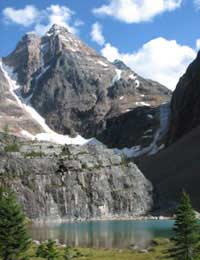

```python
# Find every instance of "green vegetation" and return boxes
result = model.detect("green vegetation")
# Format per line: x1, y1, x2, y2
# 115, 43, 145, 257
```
2, 124, 21, 153
0, 187, 31, 260
3, 124, 10, 144
24, 151, 45, 158
4, 141, 20, 153
0, 239, 172, 260
36, 240, 60, 260
169, 192, 200, 260
0, 187, 200, 260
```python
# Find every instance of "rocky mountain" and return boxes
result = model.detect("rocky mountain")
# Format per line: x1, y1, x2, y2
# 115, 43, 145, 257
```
2, 24, 171, 150
0, 24, 174, 221
0, 61, 43, 137
168, 52, 200, 144
137, 51, 200, 214
0, 138, 153, 221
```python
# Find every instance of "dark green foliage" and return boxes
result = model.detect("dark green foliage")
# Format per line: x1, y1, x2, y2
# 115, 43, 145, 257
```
0, 187, 31, 260
4, 142, 20, 153
63, 246, 82, 260
36, 240, 61, 260
169, 192, 200, 260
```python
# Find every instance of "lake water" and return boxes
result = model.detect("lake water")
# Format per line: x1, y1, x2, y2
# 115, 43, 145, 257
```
30, 220, 174, 249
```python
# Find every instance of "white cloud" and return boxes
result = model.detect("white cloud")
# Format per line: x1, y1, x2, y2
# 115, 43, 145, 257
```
3, 5, 39, 26
101, 38, 196, 90
93, 0, 182, 23
194, 0, 200, 9
90, 22, 105, 46
196, 39, 200, 50
3, 4, 82, 35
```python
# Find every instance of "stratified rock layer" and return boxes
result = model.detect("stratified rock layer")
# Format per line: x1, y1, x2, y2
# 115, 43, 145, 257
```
0, 140, 153, 221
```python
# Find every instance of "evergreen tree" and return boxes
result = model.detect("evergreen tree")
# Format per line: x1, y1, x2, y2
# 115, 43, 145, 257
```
169, 192, 200, 260
0, 187, 31, 260
63, 246, 82, 260
36, 239, 61, 260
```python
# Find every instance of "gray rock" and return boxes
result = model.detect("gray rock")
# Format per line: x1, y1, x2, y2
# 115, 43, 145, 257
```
0, 141, 153, 222
3, 24, 171, 149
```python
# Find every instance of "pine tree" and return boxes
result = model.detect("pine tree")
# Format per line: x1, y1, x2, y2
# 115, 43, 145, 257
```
169, 192, 200, 260
36, 239, 61, 260
0, 187, 31, 260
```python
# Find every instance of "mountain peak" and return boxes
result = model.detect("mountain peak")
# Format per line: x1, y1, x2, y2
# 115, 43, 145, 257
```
46, 24, 70, 37
113, 59, 130, 70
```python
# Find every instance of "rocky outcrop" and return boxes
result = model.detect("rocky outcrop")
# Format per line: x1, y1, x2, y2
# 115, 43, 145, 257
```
0, 140, 153, 222
0, 61, 43, 136
168, 52, 200, 144
3, 24, 171, 148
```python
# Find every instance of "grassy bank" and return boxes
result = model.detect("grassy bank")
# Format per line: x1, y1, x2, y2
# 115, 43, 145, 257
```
21, 238, 172, 260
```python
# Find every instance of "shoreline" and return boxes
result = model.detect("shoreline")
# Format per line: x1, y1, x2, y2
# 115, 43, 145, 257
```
31, 215, 174, 225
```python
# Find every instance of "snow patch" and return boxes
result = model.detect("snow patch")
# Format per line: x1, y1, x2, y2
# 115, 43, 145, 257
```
147, 114, 154, 119
97, 60, 108, 67
0, 60, 98, 146
135, 80, 140, 88
135, 101, 150, 107
129, 74, 137, 80
115, 103, 171, 158
112, 69, 122, 84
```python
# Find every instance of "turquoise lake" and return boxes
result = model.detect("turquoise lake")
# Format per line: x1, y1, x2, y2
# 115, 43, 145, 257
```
30, 220, 174, 248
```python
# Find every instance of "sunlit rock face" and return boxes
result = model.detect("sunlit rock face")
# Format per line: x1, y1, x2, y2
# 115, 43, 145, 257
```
3, 24, 171, 149
0, 141, 153, 222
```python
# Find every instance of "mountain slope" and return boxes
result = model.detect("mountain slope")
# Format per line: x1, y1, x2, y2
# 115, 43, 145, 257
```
168, 51, 200, 144
137, 51, 200, 214
3, 24, 171, 149
138, 126, 200, 214
0, 60, 43, 137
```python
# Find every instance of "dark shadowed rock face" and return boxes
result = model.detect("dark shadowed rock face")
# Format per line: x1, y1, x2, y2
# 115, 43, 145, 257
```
97, 106, 159, 149
137, 126, 200, 215
3, 24, 171, 148
168, 52, 200, 144
0, 140, 153, 221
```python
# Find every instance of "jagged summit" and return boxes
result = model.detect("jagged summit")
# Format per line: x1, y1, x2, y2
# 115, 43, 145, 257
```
46, 24, 70, 35
113, 59, 130, 70
1, 24, 171, 149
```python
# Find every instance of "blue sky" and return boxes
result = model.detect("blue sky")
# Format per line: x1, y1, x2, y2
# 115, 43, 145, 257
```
0, 0, 200, 90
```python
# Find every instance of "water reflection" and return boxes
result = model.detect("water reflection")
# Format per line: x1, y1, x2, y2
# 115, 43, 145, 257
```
30, 220, 174, 249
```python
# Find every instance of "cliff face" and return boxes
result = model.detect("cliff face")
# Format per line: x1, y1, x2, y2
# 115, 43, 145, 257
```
136, 52, 200, 214
0, 140, 153, 221
168, 52, 200, 144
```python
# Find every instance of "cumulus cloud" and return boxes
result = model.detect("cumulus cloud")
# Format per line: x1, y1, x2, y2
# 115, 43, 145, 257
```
93, 0, 182, 23
101, 38, 196, 90
90, 22, 105, 46
196, 39, 200, 50
2, 4, 82, 35
3, 5, 38, 26
194, 0, 200, 9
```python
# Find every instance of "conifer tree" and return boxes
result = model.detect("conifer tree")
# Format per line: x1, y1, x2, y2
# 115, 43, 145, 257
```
170, 192, 200, 260
0, 187, 31, 260
36, 239, 61, 260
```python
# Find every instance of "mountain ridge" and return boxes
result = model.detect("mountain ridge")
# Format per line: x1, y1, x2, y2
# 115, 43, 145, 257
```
1, 24, 171, 151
